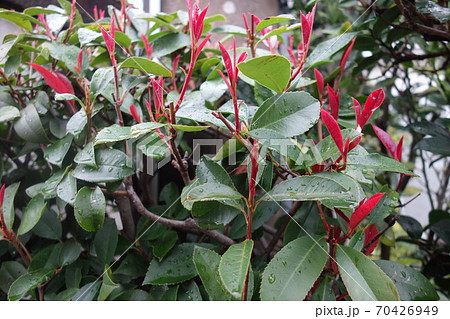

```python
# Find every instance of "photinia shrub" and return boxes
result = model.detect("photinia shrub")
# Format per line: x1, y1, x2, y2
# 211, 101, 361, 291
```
0, 0, 439, 301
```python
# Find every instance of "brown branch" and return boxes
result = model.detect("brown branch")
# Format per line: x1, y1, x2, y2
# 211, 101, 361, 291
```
126, 184, 235, 247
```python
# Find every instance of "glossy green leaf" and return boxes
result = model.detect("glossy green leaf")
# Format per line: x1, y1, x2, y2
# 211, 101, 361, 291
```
98, 268, 119, 301
143, 243, 198, 285
310, 277, 336, 301
41, 169, 68, 199
415, 136, 450, 156
200, 77, 228, 102
152, 33, 191, 58
218, 240, 253, 300
28, 243, 62, 272
430, 219, 450, 245
212, 24, 247, 36
2, 182, 20, 230
72, 149, 134, 183
0, 9, 42, 32
374, 260, 439, 301
397, 215, 423, 239
260, 174, 354, 205
32, 209, 62, 240
17, 194, 46, 235
178, 280, 202, 301
256, 14, 295, 32
251, 92, 320, 137
94, 126, 132, 145
8, 269, 56, 301
238, 55, 291, 93
137, 15, 179, 31
44, 134, 73, 166
66, 105, 102, 136
71, 282, 101, 301
23, 7, 61, 15
94, 219, 118, 266
73, 186, 105, 232
120, 57, 171, 77
130, 122, 166, 137
14, 104, 50, 144
56, 171, 77, 205
260, 236, 328, 300
0, 106, 20, 123
193, 246, 232, 301
336, 245, 400, 301
171, 124, 210, 132
347, 154, 416, 176
90, 67, 114, 97
0, 261, 27, 294
304, 32, 358, 68
181, 182, 244, 208
59, 238, 81, 267
149, 230, 178, 258
416, 1, 450, 23
136, 132, 170, 160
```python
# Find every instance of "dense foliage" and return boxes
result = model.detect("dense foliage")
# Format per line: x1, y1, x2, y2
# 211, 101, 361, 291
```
0, 0, 447, 301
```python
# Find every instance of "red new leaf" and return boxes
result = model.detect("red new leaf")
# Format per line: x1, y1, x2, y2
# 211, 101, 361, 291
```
327, 84, 340, 120
360, 88, 384, 128
363, 224, 379, 255
321, 109, 344, 156
339, 37, 356, 76
348, 192, 385, 233
218, 42, 234, 82
314, 69, 324, 99
140, 33, 153, 59
371, 124, 397, 159
0, 184, 5, 206
129, 104, 141, 123
396, 137, 403, 162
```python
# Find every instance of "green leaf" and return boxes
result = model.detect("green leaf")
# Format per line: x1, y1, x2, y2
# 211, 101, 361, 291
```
94, 219, 118, 266
347, 154, 416, 176
415, 136, 450, 156
218, 240, 253, 300
41, 169, 68, 199
17, 194, 46, 235
73, 186, 105, 232
130, 122, 166, 137
8, 269, 56, 301
120, 57, 171, 77
14, 104, 50, 144
59, 238, 82, 267
149, 230, 178, 258
137, 14, 179, 31
44, 134, 73, 166
32, 209, 62, 240
136, 132, 170, 160
212, 25, 247, 36
310, 277, 336, 301
304, 32, 358, 68
90, 67, 114, 97
171, 124, 210, 132
336, 245, 400, 301
200, 77, 228, 102
416, 0, 450, 23
42, 42, 85, 73
430, 220, 450, 245
71, 282, 101, 301
73, 142, 95, 168
178, 280, 202, 301
374, 260, 439, 301
260, 236, 328, 300
397, 215, 422, 239
66, 105, 102, 136
56, 171, 77, 205
94, 126, 132, 145
152, 33, 191, 58
0, 261, 27, 294
1, 182, 20, 230
55, 93, 83, 105
28, 243, 62, 272
238, 55, 291, 93
260, 174, 354, 205
251, 92, 320, 137
0, 106, 20, 123
0, 9, 42, 32
23, 7, 62, 15
143, 243, 198, 285
98, 268, 119, 301
72, 149, 134, 183
181, 182, 244, 208
256, 14, 295, 32
193, 246, 232, 301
